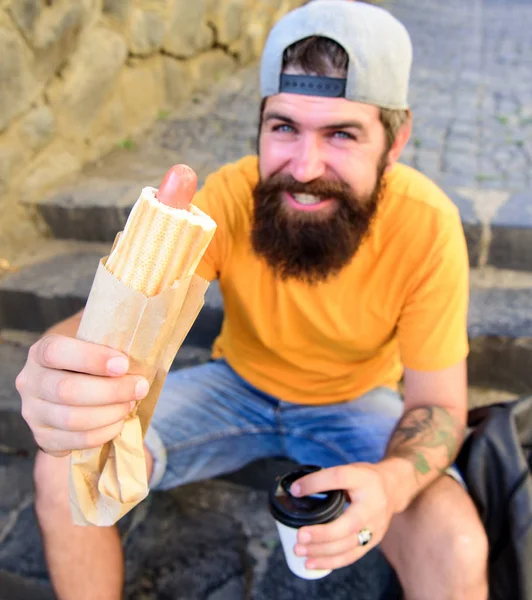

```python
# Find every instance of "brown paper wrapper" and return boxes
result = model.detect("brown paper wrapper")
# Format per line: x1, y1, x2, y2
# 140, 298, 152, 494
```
69, 258, 209, 526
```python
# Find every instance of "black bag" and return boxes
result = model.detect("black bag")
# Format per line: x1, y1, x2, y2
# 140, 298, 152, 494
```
456, 396, 532, 600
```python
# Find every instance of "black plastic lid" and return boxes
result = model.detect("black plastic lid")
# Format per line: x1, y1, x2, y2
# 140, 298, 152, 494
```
268, 465, 346, 529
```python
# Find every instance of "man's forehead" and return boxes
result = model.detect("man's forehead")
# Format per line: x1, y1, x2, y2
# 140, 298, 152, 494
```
264, 93, 380, 128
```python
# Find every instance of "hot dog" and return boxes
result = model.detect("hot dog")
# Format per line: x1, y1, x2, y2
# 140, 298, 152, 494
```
105, 165, 216, 296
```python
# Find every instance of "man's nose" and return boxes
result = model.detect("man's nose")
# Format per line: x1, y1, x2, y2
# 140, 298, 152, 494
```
290, 136, 326, 182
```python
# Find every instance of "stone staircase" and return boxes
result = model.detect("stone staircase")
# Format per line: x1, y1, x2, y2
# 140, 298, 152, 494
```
2, 168, 531, 457
1, 57, 531, 598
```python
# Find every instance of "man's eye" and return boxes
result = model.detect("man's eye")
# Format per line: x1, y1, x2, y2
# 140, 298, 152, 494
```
272, 123, 295, 133
332, 131, 355, 141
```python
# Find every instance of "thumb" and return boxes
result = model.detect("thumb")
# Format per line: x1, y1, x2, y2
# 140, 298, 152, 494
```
156, 164, 198, 209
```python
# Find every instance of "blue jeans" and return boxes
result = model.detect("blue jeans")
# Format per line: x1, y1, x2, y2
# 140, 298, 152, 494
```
145, 359, 406, 490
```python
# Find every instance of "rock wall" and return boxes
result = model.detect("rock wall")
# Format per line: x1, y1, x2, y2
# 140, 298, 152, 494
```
0, 0, 302, 260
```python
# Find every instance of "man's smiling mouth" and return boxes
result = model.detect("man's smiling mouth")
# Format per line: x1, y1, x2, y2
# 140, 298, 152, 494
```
292, 193, 322, 205
284, 192, 335, 212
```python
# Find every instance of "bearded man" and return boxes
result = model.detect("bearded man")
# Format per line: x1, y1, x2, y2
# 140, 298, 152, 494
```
16, 1, 489, 599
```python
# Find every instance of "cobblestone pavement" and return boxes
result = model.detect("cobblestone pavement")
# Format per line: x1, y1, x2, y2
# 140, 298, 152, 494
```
1, 1, 531, 599
392, 0, 532, 199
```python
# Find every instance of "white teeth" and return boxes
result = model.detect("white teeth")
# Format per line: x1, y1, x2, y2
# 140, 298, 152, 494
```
293, 193, 321, 205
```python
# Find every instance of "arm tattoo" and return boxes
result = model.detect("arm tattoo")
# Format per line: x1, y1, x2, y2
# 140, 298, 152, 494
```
385, 407, 464, 481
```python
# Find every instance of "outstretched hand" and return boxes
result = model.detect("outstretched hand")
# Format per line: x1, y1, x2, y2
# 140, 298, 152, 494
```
16, 164, 196, 457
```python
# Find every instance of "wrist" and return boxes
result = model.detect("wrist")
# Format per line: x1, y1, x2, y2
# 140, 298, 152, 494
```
375, 457, 418, 514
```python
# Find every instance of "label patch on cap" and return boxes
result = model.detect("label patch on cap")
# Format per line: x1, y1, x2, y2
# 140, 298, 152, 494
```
279, 74, 346, 98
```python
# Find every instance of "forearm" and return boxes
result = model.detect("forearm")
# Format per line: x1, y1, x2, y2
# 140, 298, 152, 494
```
45, 310, 84, 338
377, 406, 466, 513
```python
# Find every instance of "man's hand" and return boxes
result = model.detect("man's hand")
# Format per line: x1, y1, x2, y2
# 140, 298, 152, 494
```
289, 463, 396, 570
16, 334, 150, 457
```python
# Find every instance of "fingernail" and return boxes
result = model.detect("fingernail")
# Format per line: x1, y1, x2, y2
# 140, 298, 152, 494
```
299, 531, 311, 543
107, 356, 129, 375
306, 561, 316, 570
294, 545, 307, 556
135, 379, 150, 400
290, 482, 301, 496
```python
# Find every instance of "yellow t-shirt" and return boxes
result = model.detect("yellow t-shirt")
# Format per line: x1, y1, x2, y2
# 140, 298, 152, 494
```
193, 156, 469, 405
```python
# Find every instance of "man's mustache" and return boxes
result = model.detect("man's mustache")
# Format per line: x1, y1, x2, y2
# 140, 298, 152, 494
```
258, 173, 355, 203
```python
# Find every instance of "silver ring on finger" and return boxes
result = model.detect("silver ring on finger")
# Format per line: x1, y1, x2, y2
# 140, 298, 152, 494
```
357, 527, 373, 547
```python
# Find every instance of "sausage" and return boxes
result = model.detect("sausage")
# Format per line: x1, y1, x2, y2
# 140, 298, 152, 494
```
156, 164, 198, 209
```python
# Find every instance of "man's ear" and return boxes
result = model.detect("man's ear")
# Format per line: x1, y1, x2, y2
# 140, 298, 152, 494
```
384, 110, 412, 172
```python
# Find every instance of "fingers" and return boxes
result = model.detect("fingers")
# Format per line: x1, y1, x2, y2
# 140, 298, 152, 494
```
30, 396, 136, 432
16, 333, 152, 455
156, 164, 198, 209
290, 464, 353, 498
34, 369, 148, 407
20, 369, 149, 454
297, 503, 367, 546
304, 546, 368, 571
295, 533, 354, 559
300, 527, 380, 570
295, 501, 384, 570
33, 420, 128, 455
296, 515, 381, 570
29, 334, 130, 377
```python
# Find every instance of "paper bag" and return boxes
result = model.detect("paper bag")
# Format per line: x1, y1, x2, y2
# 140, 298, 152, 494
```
69, 259, 210, 526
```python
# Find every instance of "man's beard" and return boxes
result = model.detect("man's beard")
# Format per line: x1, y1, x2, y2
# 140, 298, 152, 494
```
251, 156, 388, 285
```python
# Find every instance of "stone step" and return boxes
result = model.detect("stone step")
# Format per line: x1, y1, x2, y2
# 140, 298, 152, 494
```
0, 342, 36, 455
0, 242, 224, 347
2, 244, 532, 336
1, 247, 531, 391
3, 322, 517, 454
0, 326, 521, 456
448, 188, 532, 272
29, 166, 532, 272
32, 177, 159, 243
0, 245, 529, 455
0, 342, 522, 460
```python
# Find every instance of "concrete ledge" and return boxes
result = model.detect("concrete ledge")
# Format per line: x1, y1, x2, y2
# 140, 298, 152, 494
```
0, 252, 100, 332
488, 191, 532, 271
0, 571, 55, 600
3, 249, 532, 342
184, 282, 224, 349
28, 188, 532, 272
489, 228, 532, 272
0, 454, 34, 539
468, 288, 532, 337
0, 344, 37, 454
32, 179, 493, 270
33, 180, 142, 242
444, 188, 483, 268
0, 251, 224, 340
31, 180, 532, 274
468, 336, 532, 394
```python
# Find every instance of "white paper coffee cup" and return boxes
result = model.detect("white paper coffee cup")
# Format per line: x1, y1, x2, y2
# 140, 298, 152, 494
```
274, 519, 333, 579
268, 465, 346, 580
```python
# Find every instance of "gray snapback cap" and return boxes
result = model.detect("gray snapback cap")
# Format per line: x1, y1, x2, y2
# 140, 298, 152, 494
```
260, 0, 413, 110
